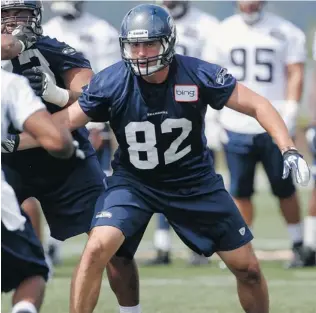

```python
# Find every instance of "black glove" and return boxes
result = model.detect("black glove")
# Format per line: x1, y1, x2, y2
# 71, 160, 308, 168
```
1, 134, 20, 153
12, 25, 37, 51
22, 67, 47, 97
282, 148, 310, 186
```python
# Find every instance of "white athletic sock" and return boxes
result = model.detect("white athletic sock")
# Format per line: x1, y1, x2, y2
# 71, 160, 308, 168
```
304, 216, 316, 250
154, 229, 171, 252
12, 301, 37, 313
287, 223, 303, 244
119, 304, 141, 313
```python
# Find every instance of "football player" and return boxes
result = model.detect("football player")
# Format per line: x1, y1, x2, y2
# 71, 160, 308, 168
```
15, 4, 310, 313
303, 30, 316, 266
42, 0, 121, 265
1, 1, 140, 312
1, 69, 79, 313
147, 0, 220, 266
212, 0, 307, 268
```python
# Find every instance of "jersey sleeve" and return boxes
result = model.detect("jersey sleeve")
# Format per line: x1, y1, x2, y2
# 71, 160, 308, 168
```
6, 75, 46, 131
37, 37, 92, 73
198, 62, 237, 110
285, 24, 306, 64
78, 72, 111, 122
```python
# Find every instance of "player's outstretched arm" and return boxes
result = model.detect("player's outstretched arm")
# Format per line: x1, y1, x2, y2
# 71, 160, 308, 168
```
226, 82, 310, 186
1, 26, 37, 60
16, 100, 91, 151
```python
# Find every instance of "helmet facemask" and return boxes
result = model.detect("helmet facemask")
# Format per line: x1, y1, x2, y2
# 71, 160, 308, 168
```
1, 1, 43, 35
237, 1, 265, 25
120, 35, 175, 77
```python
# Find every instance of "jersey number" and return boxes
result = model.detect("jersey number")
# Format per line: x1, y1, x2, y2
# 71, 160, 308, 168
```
230, 48, 275, 82
125, 118, 192, 169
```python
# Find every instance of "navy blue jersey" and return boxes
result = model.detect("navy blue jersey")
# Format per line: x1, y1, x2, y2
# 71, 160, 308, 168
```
2, 36, 95, 175
79, 55, 236, 188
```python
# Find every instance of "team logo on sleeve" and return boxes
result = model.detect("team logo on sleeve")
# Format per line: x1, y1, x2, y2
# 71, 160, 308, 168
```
215, 68, 228, 86
174, 85, 198, 102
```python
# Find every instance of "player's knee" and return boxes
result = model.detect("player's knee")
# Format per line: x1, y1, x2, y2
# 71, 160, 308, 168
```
233, 257, 262, 285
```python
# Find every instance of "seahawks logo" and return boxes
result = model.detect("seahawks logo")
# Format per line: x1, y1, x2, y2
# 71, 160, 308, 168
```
216, 68, 228, 86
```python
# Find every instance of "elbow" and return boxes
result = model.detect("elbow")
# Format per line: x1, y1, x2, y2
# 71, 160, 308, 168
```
40, 132, 74, 159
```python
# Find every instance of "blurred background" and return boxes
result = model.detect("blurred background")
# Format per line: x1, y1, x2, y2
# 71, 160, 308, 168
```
3, 1, 316, 313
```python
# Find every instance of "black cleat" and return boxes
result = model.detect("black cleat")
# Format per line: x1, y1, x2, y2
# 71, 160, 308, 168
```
301, 247, 316, 267
142, 250, 171, 266
285, 241, 304, 269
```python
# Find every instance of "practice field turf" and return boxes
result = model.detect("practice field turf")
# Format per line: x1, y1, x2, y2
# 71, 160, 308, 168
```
2, 189, 315, 313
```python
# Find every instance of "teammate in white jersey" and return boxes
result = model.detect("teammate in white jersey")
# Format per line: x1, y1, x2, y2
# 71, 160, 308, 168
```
303, 31, 316, 266
215, 1, 306, 268
145, 0, 220, 266
1, 69, 78, 313
42, 0, 121, 264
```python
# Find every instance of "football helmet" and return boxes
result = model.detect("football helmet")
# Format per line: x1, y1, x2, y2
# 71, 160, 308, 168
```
119, 4, 176, 76
50, 1, 84, 20
236, 1, 266, 25
1, 0, 43, 35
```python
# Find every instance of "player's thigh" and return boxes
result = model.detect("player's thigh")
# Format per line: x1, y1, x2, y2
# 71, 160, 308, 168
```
1, 164, 31, 204
166, 188, 253, 257
1, 212, 49, 293
91, 177, 154, 260
224, 148, 257, 197
38, 155, 106, 241
259, 134, 296, 198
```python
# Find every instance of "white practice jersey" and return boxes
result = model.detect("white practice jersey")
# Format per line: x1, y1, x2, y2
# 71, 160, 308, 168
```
175, 7, 219, 61
43, 12, 120, 73
1, 70, 45, 231
217, 13, 306, 134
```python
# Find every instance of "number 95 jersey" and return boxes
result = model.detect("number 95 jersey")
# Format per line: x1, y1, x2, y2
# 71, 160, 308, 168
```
217, 13, 306, 134
79, 55, 236, 190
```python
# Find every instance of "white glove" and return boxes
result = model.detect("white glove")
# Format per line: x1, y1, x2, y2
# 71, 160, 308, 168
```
274, 100, 299, 137
42, 72, 69, 107
282, 148, 310, 186
73, 140, 85, 160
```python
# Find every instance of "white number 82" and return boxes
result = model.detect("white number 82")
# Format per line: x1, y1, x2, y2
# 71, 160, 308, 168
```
125, 118, 192, 169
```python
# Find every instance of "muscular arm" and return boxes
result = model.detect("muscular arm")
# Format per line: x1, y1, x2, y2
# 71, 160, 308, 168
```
226, 82, 295, 152
286, 63, 304, 102
23, 109, 75, 158
1, 34, 23, 60
62, 67, 94, 106
18, 101, 91, 150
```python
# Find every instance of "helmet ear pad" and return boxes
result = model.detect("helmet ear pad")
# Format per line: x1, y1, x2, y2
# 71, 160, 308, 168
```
119, 4, 177, 76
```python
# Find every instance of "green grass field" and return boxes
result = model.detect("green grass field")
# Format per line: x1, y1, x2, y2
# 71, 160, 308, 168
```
2, 189, 315, 313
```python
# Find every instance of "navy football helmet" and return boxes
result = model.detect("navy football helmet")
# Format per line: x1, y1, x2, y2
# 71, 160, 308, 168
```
50, 1, 84, 20
1, 0, 43, 35
119, 4, 176, 76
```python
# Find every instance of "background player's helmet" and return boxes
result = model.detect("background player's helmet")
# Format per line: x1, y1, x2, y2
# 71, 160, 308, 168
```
237, 0, 266, 25
1, 0, 43, 35
157, 1, 189, 19
119, 4, 176, 76
50, 1, 84, 20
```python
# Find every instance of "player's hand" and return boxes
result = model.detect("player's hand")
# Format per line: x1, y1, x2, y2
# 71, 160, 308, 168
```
12, 25, 37, 51
72, 140, 85, 160
1, 134, 20, 153
22, 67, 46, 97
282, 148, 310, 186
305, 127, 316, 155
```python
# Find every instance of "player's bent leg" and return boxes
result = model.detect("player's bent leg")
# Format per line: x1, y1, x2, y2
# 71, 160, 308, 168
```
233, 197, 255, 227
106, 256, 140, 306
71, 226, 125, 313
218, 243, 269, 313
21, 197, 42, 241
